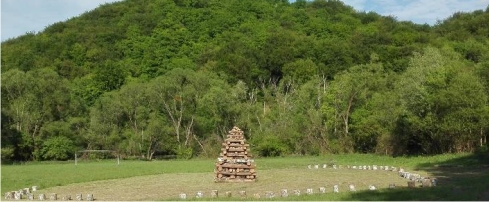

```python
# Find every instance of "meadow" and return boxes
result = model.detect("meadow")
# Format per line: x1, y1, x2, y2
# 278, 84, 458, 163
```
2, 153, 488, 200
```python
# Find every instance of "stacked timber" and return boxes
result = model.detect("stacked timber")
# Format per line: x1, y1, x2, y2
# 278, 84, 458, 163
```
215, 126, 256, 182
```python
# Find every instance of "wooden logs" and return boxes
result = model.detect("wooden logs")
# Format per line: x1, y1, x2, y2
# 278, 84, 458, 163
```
215, 126, 256, 182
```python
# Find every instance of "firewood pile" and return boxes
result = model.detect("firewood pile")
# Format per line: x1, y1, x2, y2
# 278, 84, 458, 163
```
215, 126, 256, 182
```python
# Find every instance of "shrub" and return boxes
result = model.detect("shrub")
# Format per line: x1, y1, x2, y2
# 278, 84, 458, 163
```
1, 146, 15, 163
254, 136, 288, 157
41, 136, 75, 160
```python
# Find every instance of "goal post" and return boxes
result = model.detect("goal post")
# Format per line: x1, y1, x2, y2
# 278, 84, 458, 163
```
75, 150, 120, 165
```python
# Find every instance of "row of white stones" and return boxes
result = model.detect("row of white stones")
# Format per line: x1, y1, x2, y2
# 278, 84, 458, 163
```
307, 164, 438, 187
308, 164, 399, 171
4, 186, 93, 201
178, 184, 384, 200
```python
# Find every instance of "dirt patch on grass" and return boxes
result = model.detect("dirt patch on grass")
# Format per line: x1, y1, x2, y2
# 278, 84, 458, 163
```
39, 168, 418, 201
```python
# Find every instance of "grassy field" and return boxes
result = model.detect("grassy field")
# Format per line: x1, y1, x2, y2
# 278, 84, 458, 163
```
2, 153, 488, 200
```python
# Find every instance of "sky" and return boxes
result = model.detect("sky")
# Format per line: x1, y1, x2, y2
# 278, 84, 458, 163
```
2, 0, 489, 42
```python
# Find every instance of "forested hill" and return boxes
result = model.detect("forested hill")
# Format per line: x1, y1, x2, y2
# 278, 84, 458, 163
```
2, 0, 489, 162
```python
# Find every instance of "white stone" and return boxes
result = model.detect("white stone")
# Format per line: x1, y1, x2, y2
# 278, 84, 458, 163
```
293, 189, 301, 196
306, 188, 313, 195
14, 191, 21, 200
363, 165, 367, 170
431, 178, 437, 186
333, 165, 337, 169
314, 164, 319, 169
319, 187, 326, 193
86, 193, 94, 201
75, 194, 82, 201
380, 166, 384, 170
39, 194, 46, 201
62, 195, 71, 200
5, 192, 13, 200
352, 166, 357, 169
308, 165, 312, 169
211, 190, 218, 198
196, 191, 203, 198
389, 184, 396, 189
323, 164, 327, 169
349, 184, 356, 192
369, 185, 376, 190
49, 193, 57, 201
333, 185, 339, 193
281, 189, 288, 197
179, 193, 187, 200
265, 191, 275, 199
373, 165, 378, 170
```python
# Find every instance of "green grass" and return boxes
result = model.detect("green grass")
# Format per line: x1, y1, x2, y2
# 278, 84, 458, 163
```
2, 153, 488, 200
1, 159, 214, 193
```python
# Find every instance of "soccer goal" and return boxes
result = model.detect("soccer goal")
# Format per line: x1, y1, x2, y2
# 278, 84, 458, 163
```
74, 150, 120, 165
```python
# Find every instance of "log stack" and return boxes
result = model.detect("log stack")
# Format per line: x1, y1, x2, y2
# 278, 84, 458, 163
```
215, 126, 256, 182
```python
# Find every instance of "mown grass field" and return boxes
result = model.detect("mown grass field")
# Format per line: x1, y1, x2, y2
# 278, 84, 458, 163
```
2, 153, 488, 200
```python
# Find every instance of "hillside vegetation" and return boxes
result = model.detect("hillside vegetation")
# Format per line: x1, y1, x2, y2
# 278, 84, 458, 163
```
2, 0, 489, 162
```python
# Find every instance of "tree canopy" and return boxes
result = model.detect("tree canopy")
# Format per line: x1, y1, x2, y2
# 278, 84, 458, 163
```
2, 0, 488, 161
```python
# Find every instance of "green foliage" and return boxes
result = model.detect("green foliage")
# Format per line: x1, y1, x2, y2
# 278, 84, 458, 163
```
176, 147, 194, 159
1, 147, 15, 163
41, 136, 75, 160
254, 136, 288, 157
1, 0, 489, 161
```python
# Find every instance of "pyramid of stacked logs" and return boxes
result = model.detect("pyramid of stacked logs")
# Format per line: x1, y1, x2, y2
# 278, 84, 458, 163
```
215, 126, 256, 182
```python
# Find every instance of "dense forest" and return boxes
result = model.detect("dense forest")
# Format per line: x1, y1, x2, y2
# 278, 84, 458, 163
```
2, 0, 489, 162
